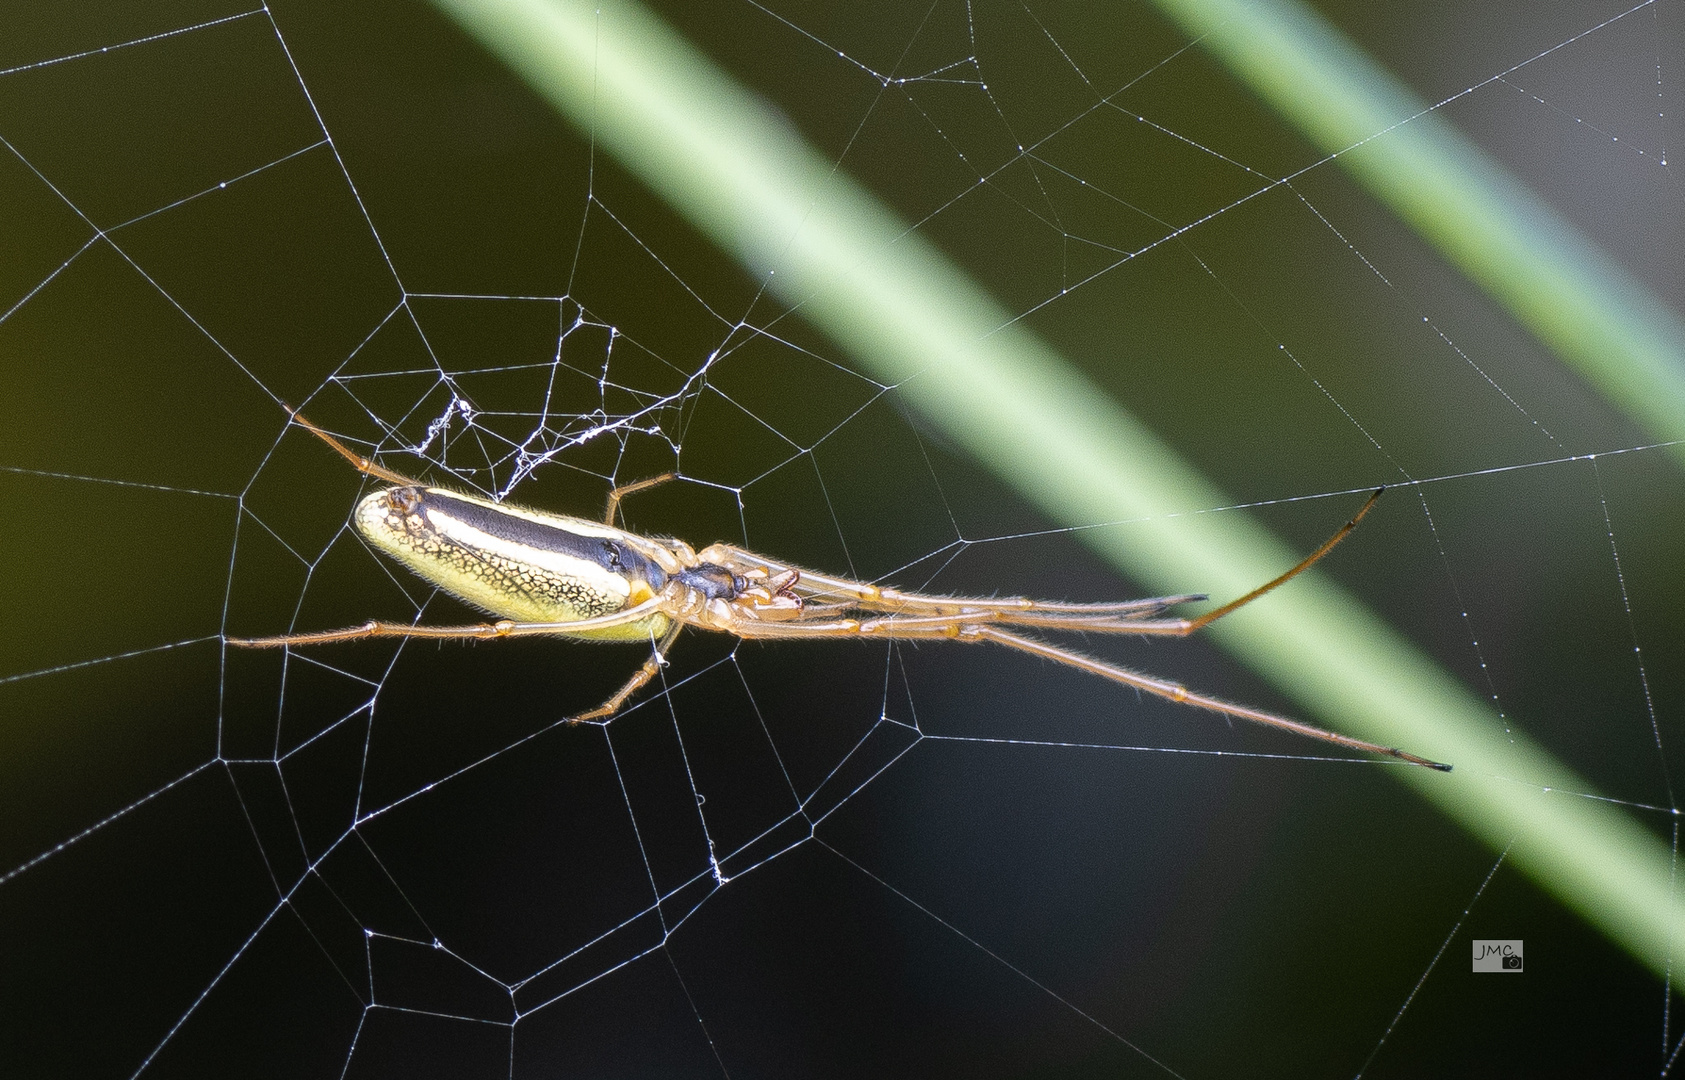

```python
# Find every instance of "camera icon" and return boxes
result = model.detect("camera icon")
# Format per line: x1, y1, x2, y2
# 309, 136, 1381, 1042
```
1473, 939, 1524, 972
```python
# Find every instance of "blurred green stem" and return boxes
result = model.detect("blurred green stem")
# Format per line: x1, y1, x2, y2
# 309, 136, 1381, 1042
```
428, 0, 1685, 978
1153, 0, 1685, 465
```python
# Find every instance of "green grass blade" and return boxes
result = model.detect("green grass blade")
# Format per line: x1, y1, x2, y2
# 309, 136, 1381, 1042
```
1152, 0, 1685, 464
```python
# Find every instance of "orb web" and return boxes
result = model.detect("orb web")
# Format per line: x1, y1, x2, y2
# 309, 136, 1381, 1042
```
1, 1, 1679, 1076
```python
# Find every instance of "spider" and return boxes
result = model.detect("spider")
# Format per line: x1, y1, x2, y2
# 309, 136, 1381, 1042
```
229, 409, 1449, 771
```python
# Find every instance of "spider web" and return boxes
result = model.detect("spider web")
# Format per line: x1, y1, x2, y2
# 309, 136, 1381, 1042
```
2, 0, 1681, 1076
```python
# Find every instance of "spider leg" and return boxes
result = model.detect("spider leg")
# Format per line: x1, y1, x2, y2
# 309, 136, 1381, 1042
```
725, 613, 975, 639
1180, 488, 1384, 634
569, 621, 686, 723
977, 626, 1447, 770
718, 609, 1446, 769
286, 407, 421, 487
705, 547, 1204, 620
226, 599, 670, 647
602, 472, 678, 526
978, 611, 1198, 634
725, 609, 1199, 640
857, 592, 1205, 620
849, 490, 1381, 635
726, 601, 1193, 637
712, 490, 1381, 634
227, 619, 522, 647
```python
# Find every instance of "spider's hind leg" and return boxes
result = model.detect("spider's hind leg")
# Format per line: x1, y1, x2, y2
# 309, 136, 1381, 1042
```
569, 622, 686, 723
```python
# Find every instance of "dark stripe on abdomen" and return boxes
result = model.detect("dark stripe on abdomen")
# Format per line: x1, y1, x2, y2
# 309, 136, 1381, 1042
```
418, 489, 667, 589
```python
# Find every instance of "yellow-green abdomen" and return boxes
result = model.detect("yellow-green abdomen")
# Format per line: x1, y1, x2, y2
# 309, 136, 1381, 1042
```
353, 486, 671, 642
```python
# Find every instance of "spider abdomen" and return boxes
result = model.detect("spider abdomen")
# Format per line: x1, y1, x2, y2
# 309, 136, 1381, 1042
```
353, 485, 672, 641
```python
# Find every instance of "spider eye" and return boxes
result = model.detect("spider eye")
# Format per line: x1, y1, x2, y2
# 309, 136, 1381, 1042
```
601, 541, 623, 570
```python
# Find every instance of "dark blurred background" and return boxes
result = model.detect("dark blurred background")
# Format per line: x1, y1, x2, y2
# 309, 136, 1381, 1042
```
1, 0, 1680, 1076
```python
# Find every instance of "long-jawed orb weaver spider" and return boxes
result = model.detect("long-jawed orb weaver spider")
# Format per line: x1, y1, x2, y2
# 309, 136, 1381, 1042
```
229, 409, 1449, 771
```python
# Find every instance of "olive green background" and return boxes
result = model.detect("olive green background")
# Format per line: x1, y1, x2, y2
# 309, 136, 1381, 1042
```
1, 1, 1679, 1076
